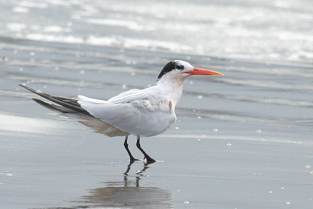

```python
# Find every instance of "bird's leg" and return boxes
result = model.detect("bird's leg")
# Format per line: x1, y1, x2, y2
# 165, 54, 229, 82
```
124, 136, 137, 163
136, 136, 156, 164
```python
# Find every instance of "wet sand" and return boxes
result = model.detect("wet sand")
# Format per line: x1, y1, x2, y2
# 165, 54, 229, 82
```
1, 37, 313, 209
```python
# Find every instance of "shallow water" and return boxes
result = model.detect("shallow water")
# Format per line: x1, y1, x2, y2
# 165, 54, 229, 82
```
1, 1, 313, 209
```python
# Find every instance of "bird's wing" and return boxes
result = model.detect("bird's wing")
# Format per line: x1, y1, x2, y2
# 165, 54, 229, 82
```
108, 89, 141, 103
107, 89, 152, 103
78, 90, 176, 137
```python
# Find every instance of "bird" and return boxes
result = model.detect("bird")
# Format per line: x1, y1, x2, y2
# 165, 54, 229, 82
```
19, 60, 223, 164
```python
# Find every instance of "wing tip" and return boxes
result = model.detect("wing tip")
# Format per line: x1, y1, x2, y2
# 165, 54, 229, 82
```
19, 84, 39, 94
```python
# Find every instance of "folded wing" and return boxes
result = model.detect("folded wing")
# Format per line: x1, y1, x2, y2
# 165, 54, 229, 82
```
78, 89, 176, 137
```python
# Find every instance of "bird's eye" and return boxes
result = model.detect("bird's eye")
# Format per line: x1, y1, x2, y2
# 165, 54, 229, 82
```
176, 65, 184, 70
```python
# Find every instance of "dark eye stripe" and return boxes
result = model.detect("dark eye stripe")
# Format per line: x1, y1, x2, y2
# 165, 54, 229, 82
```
157, 61, 185, 80
157, 61, 176, 80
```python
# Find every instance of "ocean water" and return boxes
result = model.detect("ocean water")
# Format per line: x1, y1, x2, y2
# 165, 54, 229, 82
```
0, 0, 313, 208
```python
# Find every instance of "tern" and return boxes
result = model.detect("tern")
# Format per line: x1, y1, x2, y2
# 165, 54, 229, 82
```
20, 60, 223, 164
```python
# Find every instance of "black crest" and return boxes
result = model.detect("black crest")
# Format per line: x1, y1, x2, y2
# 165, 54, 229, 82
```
157, 61, 184, 80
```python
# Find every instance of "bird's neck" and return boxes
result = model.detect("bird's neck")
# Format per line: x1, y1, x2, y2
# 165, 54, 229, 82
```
155, 76, 187, 107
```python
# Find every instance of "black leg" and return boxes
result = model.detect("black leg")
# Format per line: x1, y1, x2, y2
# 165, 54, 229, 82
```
124, 160, 135, 176
124, 136, 137, 163
136, 136, 156, 164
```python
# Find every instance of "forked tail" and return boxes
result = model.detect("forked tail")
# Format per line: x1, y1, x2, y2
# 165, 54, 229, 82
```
19, 84, 91, 115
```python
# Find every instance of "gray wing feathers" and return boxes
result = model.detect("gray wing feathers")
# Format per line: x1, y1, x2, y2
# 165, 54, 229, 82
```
78, 96, 175, 137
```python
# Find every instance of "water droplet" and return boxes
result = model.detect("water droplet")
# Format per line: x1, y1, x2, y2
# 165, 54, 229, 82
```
197, 95, 203, 99
189, 81, 193, 84
184, 201, 189, 204
256, 129, 262, 134
122, 84, 127, 89
305, 165, 310, 169
80, 70, 85, 74
197, 116, 201, 119
227, 143, 231, 147
281, 187, 284, 190
131, 72, 136, 76
286, 201, 291, 205
213, 128, 218, 132
175, 127, 179, 130
197, 139, 201, 141
6, 174, 13, 177
269, 191, 272, 194
19, 67, 23, 71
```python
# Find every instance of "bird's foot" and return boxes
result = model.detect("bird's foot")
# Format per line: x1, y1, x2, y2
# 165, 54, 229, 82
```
129, 157, 140, 163
144, 156, 156, 165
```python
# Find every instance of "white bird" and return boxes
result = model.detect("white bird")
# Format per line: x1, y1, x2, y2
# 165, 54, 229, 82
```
20, 60, 223, 164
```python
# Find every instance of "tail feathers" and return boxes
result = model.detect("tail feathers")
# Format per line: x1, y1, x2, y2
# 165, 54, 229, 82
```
33, 99, 78, 113
19, 84, 91, 116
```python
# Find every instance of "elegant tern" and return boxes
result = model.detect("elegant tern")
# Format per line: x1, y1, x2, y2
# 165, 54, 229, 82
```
20, 60, 223, 164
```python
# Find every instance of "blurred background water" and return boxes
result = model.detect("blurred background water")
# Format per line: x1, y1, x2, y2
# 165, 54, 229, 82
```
0, 0, 313, 208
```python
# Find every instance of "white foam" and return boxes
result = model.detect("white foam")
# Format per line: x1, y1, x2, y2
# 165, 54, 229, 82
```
85, 18, 154, 31
26, 33, 84, 44
44, 26, 71, 33
13, 7, 29, 13
86, 35, 192, 52
18, 1, 48, 8
2, 0, 313, 63
7, 23, 26, 31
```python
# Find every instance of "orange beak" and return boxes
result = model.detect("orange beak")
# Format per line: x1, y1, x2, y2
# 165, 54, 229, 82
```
187, 68, 224, 76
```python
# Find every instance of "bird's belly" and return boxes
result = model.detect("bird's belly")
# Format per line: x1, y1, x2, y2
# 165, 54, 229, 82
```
116, 112, 176, 137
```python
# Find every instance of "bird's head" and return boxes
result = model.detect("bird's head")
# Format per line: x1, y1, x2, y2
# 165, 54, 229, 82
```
157, 60, 223, 83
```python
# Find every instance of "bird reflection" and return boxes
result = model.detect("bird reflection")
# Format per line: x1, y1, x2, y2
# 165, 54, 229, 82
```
79, 163, 172, 208
40, 163, 172, 209
124, 159, 151, 176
